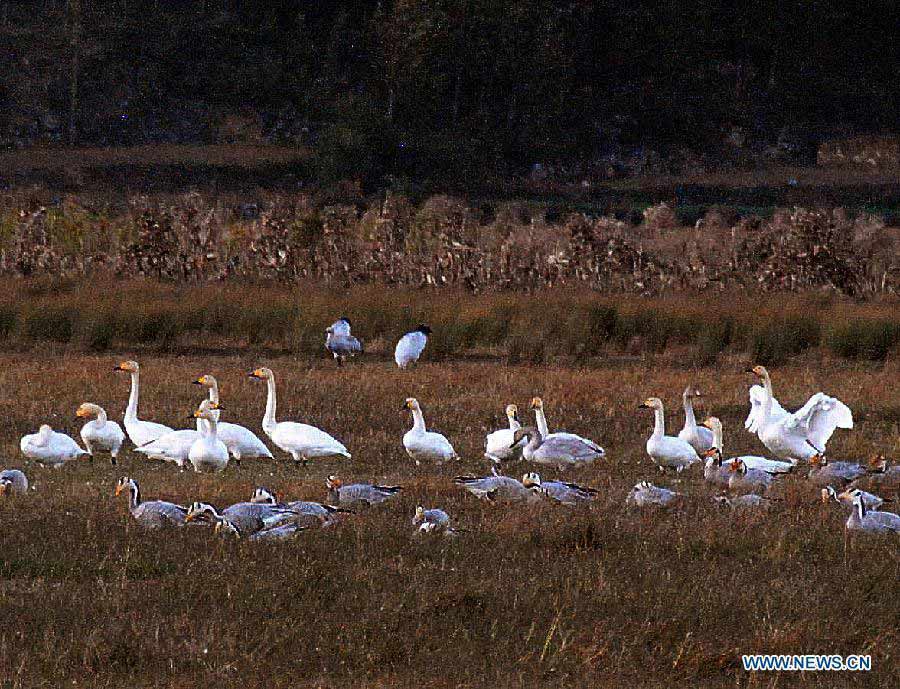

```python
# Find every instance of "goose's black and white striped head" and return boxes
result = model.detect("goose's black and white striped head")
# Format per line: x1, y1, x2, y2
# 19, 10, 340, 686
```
851, 492, 866, 519
0, 478, 11, 496
185, 502, 218, 523
325, 475, 342, 491
521, 472, 542, 488
413, 505, 426, 524
729, 459, 747, 475
821, 485, 839, 504
214, 520, 241, 538
633, 480, 653, 493
251, 487, 277, 505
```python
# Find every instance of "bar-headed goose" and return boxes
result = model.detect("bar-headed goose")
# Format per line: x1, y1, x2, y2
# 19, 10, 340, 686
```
714, 494, 776, 509
454, 471, 538, 503
114, 360, 173, 446
193, 374, 273, 464
402, 398, 458, 465
325, 318, 363, 366
521, 472, 597, 506
678, 386, 714, 453
250, 486, 350, 526
639, 398, 699, 472
248, 367, 351, 465
115, 477, 186, 528
746, 365, 853, 462
412, 505, 453, 534
806, 450, 866, 486
215, 519, 306, 542
77, 403, 125, 465
20, 424, 88, 467
727, 459, 778, 495
822, 486, 886, 510
185, 500, 298, 535
0, 469, 28, 496
529, 397, 605, 457
625, 481, 681, 507
846, 493, 900, 535
512, 426, 602, 471
325, 476, 401, 507
484, 404, 525, 463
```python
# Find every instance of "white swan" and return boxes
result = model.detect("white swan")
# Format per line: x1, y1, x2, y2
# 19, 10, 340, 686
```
77, 403, 125, 465
114, 360, 173, 447
394, 325, 431, 368
193, 374, 273, 464
484, 404, 525, 463
639, 398, 700, 472
132, 427, 198, 467
746, 365, 853, 462
20, 424, 88, 467
530, 397, 605, 456
402, 397, 458, 465
188, 401, 229, 473
702, 417, 794, 475
248, 367, 351, 464
677, 386, 714, 453
512, 426, 603, 470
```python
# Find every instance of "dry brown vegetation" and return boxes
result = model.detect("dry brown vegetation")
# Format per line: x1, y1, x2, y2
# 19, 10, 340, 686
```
0, 342, 898, 687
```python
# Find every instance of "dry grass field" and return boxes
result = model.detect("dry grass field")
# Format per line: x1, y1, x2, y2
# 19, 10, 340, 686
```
0, 341, 898, 687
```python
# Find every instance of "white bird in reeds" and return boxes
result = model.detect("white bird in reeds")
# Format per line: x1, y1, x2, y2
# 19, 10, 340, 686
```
639, 397, 700, 472
394, 325, 431, 368
325, 317, 363, 366
529, 397, 605, 458
484, 404, 525, 463
193, 374, 272, 464
248, 367, 351, 465
0, 469, 28, 496
677, 385, 714, 454
512, 426, 603, 471
114, 360, 173, 447
745, 365, 853, 462
187, 401, 230, 473
77, 402, 125, 466
20, 424, 88, 467
115, 477, 187, 529
402, 397, 458, 465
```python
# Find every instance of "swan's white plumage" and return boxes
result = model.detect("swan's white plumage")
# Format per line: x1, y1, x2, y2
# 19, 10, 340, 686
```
20, 425, 88, 467
194, 375, 272, 461
188, 401, 229, 472
115, 361, 173, 447
77, 403, 125, 464
484, 404, 524, 463
640, 398, 699, 472
403, 398, 457, 464
394, 327, 429, 368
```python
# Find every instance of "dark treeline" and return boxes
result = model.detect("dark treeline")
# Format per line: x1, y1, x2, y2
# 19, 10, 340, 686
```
0, 1, 896, 183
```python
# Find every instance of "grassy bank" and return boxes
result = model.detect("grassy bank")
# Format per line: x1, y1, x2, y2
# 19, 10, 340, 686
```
3, 280, 900, 365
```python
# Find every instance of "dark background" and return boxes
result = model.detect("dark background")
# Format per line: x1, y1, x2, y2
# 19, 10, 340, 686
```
1, 1, 896, 183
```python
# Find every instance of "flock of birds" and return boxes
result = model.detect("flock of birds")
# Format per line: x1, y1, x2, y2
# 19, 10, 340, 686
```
3, 318, 900, 543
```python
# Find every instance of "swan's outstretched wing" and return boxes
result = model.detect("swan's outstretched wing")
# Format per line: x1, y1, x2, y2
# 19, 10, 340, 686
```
745, 385, 789, 432
788, 393, 853, 450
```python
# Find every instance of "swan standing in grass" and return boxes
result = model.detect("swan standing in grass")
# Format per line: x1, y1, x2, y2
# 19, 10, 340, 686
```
76, 403, 125, 466
625, 481, 681, 507
115, 477, 186, 529
846, 493, 900, 535
20, 424, 88, 467
0, 469, 28, 496
701, 417, 794, 474
638, 398, 700, 472
512, 426, 603, 471
114, 360, 174, 447
248, 367, 351, 465
132, 426, 198, 467
402, 398, 458, 465
325, 476, 401, 507
484, 404, 525, 463
394, 324, 431, 368
193, 374, 273, 464
677, 386, 714, 453
521, 472, 598, 506
188, 401, 230, 473
530, 397, 605, 456
746, 365, 853, 462
325, 318, 363, 366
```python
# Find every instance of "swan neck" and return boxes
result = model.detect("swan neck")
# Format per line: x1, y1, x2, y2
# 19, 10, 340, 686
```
535, 408, 549, 437
262, 375, 277, 432
125, 371, 140, 421
683, 396, 697, 428
205, 416, 218, 438
411, 409, 426, 432
652, 407, 665, 437
508, 414, 521, 431
96, 408, 108, 425
761, 373, 774, 422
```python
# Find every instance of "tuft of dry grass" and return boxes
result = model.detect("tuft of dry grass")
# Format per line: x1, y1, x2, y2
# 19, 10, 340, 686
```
0, 349, 897, 687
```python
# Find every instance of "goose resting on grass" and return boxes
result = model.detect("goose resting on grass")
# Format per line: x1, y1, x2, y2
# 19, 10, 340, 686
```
412, 505, 453, 534
625, 481, 681, 507
845, 493, 900, 535
701, 417, 794, 475
115, 477, 186, 529
0, 469, 28, 496
454, 472, 539, 503
251, 487, 350, 527
822, 485, 886, 510
521, 472, 597, 506
325, 476, 401, 508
